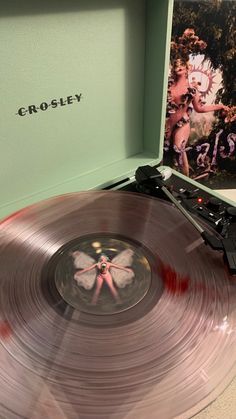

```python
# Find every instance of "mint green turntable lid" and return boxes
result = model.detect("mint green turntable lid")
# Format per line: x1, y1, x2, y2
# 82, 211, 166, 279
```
0, 0, 173, 219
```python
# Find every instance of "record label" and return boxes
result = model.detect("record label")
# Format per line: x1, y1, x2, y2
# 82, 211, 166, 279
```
53, 234, 152, 314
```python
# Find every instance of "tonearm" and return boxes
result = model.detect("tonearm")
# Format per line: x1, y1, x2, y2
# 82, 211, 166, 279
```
135, 165, 236, 275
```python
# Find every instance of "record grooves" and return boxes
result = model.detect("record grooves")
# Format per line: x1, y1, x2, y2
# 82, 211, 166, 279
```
0, 191, 236, 419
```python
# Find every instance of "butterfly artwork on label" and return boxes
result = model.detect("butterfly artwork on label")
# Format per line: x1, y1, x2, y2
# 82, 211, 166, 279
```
71, 250, 135, 305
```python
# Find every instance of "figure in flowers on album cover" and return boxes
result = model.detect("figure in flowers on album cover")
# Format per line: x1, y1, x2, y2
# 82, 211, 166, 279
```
163, 1, 236, 188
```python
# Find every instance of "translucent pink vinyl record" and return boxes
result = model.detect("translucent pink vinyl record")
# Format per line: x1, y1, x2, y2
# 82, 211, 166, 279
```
0, 191, 236, 419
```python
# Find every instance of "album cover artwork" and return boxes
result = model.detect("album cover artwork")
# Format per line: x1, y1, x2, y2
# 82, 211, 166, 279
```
163, 0, 236, 189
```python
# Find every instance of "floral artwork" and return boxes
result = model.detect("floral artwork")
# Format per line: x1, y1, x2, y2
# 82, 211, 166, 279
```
163, 1, 236, 188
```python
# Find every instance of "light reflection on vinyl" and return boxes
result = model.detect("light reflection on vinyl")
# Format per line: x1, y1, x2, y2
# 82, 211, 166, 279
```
0, 191, 236, 419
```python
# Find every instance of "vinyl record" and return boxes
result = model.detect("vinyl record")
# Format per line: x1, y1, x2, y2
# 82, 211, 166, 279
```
0, 190, 236, 419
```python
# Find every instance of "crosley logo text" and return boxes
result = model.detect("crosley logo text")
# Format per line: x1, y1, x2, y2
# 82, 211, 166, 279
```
16, 94, 82, 116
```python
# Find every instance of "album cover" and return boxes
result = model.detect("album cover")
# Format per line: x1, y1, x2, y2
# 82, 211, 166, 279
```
163, 0, 236, 189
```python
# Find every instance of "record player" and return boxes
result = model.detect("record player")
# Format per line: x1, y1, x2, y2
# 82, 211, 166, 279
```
1, 0, 234, 221
1, 0, 236, 272
1, 1, 236, 418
